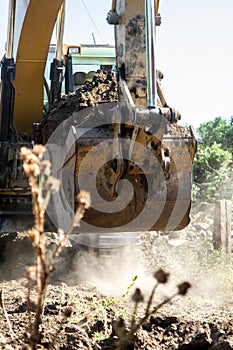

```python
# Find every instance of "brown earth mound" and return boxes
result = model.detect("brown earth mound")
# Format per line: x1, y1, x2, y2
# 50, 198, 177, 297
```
40, 70, 118, 143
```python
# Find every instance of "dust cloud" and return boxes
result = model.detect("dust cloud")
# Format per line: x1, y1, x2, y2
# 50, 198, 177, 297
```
68, 235, 145, 296
65, 232, 233, 306
0, 228, 232, 307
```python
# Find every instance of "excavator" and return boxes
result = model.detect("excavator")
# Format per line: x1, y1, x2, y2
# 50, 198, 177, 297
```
0, 0, 196, 234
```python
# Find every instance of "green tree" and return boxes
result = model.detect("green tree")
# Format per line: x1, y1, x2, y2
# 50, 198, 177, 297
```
196, 116, 233, 154
193, 117, 233, 202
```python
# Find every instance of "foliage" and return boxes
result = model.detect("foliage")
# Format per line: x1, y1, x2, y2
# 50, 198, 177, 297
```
121, 275, 138, 299
196, 116, 233, 154
114, 269, 191, 350
193, 117, 233, 202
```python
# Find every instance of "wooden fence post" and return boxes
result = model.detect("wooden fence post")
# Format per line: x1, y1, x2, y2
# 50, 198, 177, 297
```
213, 200, 232, 253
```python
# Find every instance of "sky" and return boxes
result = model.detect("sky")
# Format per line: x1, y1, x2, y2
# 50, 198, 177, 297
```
1, 0, 233, 130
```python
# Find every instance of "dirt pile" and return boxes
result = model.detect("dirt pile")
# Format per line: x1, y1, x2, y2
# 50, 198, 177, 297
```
40, 70, 118, 142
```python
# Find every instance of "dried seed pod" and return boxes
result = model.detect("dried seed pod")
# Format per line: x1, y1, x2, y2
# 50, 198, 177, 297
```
132, 288, 144, 303
23, 162, 40, 177
153, 269, 170, 284
20, 147, 33, 159
24, 153, 40, 165
45, 176, 61, 192
40, 160, 52, 176
33, 145, 46, 158
77, 191, 91, 209
177, 282, 191, 296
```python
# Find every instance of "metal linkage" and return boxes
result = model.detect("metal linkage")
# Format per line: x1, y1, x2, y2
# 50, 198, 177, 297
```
49, 1, 66, 105
144, 0, 157, 108
0, 0, 16, 186
106, 0, 119, 24
49, 58, 64, 105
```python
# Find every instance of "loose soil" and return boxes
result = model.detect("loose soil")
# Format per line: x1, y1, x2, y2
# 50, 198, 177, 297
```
40, 70, 118, 143
1, 214, 233, 350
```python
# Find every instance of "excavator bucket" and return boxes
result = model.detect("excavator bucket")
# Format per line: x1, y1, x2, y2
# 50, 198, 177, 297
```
45, 101, 196, 233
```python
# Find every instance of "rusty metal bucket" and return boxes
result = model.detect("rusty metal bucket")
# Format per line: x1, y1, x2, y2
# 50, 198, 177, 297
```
45, 102, 196, 233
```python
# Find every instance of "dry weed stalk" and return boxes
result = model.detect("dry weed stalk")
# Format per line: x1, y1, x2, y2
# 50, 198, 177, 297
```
20, 145, 90, 349
0, 289, 15, 340
114, 269, 191, 350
